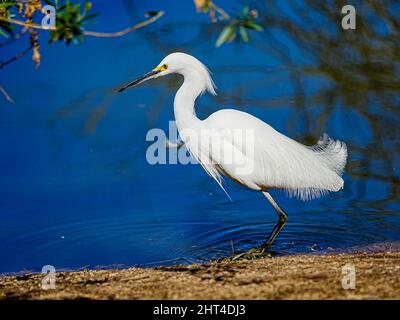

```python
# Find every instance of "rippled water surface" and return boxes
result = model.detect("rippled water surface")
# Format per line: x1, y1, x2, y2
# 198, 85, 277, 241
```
1, 1, 399, 273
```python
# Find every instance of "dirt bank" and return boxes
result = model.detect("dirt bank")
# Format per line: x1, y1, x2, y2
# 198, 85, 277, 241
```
1, 252, 399, 299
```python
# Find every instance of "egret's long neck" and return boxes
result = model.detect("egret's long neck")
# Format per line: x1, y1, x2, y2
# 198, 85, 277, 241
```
173, 72, 204, 132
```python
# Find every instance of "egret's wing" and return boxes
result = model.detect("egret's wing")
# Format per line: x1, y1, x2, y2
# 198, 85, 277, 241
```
182, 129, 231, 199
204, 109, 347, 200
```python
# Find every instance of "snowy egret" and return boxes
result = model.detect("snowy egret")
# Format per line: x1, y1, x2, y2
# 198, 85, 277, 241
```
119, 52, 347, 251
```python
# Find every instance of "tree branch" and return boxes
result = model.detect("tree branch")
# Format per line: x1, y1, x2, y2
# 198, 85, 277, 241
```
0, 11, 164, 102
0, 44, 33, 69
0, 17, 44, 30
0, 28, 28, 48
0, 83, 14, 103
83, 11, 164, 37
0, 11, 165, 37
209, 2, 230, 20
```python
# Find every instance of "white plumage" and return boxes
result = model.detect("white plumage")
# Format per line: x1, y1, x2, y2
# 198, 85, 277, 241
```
202, 110, 347, 201
119, 52, 348, 251
167, 53, 347, 200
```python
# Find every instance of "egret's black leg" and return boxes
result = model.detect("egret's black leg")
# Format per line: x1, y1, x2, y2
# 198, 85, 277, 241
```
262, 191, 288, 250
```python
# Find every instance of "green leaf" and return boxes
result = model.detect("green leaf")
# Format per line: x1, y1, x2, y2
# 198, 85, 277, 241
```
242, 5, 249, 17
226, 27, 237, 43
0, 27, 9, 38
244, 21, 263, 32
48, 0, 98, 45
216, 25, 235, 47
239, 25, 249, 42
0, 20, 13, 38
0, 2, 18, 8
83, 13, 98, 21
84, 1, 92, 13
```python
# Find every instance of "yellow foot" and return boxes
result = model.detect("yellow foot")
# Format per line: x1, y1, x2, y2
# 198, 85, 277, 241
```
231, 246, 272, 261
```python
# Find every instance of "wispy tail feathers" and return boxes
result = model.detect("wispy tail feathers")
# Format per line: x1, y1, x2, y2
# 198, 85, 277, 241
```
311, 133, 348, 175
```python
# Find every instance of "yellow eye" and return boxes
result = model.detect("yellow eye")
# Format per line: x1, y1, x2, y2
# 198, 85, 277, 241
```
154, 64, 168, 72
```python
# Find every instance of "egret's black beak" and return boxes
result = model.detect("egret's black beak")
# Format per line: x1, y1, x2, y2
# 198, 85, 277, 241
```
118, 69, 161, 93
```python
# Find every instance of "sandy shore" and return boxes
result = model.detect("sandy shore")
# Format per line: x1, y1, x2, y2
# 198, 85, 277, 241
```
1, 251, 399, 300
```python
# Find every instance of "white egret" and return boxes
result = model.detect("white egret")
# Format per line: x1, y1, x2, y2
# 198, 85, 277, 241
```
119, 52, 347, 251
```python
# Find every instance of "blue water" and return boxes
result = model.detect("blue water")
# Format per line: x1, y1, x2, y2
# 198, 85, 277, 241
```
1, 0, 399, 273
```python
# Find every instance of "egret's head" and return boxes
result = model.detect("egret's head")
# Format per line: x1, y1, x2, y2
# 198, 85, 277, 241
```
118, 52, 216, 95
